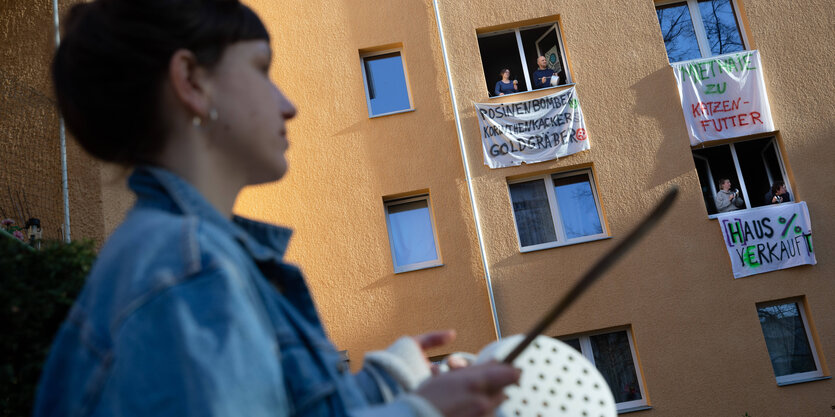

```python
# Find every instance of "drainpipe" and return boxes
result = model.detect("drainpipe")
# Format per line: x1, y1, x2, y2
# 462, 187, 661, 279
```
52, 0, 71, 242
431, 0, 502, 339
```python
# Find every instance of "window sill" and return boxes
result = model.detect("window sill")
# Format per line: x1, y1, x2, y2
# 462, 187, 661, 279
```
369, 108, 415, 119
668, 49, 752, 65
707, 201, 798, 220
393, 262, 444, 274
520, 235, 611, 253
619, 405, 653, 414
488, 83, 577, 100
777, 375, 830, 387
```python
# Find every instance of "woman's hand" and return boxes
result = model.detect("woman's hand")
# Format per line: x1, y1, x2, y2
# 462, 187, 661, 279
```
414, 330, 457, 374
417, 362, 520, 417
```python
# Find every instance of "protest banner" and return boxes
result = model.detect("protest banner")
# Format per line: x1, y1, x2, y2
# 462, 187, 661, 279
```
672, 50, 774, 146
474, 87, 589, 169
717, 202, 816, 279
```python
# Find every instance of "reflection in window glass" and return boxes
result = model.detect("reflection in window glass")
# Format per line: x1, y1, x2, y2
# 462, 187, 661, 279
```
363, 52, 411, 116
757, 303, 818, 378
656, 2, 702, 62
553, 175, 603, 240
386, 199, 438, 268
559, 330, 647, 409
509, 180, 557, 247
698, 0, 745, 55
589, 331, 643, 404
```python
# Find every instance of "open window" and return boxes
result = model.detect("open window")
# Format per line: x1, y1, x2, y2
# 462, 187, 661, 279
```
655, 0, 748, 62
692, 136, 792, 216
384, 194, 442, 273
360, 49, 413, 117
561, 328, 648, 412
477, 21, 572, 97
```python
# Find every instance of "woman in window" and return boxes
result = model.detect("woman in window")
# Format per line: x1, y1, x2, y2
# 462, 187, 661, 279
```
35, 1, 518, 416
714, 178, 744, 212
494, 68, 518, 96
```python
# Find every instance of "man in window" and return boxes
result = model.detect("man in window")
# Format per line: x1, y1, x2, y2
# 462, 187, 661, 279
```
533, 56, 557, 89
714, 178, 744, 212
765, 181, 791, 205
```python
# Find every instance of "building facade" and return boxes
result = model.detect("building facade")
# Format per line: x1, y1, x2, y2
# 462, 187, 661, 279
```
237, 0, 835, 414
3, 0, 833, 415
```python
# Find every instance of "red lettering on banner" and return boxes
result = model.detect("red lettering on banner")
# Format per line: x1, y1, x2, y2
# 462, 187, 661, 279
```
698, 112, 764, 132
691, 97, 742, 118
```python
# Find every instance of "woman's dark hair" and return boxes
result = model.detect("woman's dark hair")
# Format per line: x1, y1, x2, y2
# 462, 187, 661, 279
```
53, 0, 269, 165
500, 68, 510, 76
771, 180, 785, 194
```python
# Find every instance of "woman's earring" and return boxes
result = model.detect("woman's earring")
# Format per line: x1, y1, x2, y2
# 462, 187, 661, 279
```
209, 108, 218, 121
192, 116, 202, 127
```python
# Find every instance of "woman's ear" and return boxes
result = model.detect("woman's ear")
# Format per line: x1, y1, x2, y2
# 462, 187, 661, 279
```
167, 49, 212, 119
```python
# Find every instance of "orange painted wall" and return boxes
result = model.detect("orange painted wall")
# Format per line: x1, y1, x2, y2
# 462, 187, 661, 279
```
1, 0, 105, 243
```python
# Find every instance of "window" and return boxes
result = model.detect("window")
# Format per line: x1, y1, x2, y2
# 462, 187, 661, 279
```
361, 50, 412, 117
692, 136, 792, 216
477, 21, 572, 97
756, 300, 824, 385
562, 329, 648, 411
655, 0, 747, 62
384, 195, 442, 273
508, 169, 606, 251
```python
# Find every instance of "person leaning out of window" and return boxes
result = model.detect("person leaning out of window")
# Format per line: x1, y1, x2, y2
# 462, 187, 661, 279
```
765, 181, 791, 205
532, 56, 565, 89
494, 68, 518, 96
715, 178, 745, 213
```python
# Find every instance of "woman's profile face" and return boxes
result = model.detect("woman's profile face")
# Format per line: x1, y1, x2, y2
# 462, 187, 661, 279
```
204, 40, 297, 184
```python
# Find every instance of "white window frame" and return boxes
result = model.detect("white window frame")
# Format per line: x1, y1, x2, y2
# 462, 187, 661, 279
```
561, 328, 649, 412
756, 299, 824, 385
383, 194, 443, 274
698, 136, 792, 219
477, 21, 573, 98
507, 169, 607, 252
655, 0, 750, 62
359, 48, 415, 118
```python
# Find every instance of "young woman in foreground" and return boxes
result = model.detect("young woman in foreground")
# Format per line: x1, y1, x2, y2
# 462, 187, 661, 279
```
35, 1, 518, 415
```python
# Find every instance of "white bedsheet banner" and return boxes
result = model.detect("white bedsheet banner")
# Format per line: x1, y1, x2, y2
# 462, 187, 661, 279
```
474, 87, 589, 169
717, 202, 816, 279
672, 50, 774, 146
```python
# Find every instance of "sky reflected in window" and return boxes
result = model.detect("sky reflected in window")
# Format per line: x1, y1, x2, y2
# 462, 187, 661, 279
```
553, 175, 603, 240
363, 53, 411, 116
656, 2, 702, 62
698, 0, 745, 55
387, 199, 438, 267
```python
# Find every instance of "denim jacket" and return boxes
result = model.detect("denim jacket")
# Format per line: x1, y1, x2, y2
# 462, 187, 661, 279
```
34, 167, 438, 417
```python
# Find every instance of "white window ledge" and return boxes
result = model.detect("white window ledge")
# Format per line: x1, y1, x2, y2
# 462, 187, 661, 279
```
394, 262, 444, 275
520, 235, 611, 254
369, 108, 416, 119
777, 375, 831, 387
619, 405, 653, 414
489, 83, 577, 100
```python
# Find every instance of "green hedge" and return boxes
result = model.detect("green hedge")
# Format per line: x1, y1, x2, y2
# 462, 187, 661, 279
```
0, 237, 95, 417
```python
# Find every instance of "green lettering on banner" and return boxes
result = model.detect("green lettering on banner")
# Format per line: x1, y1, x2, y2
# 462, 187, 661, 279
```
727, 221, 744, 244
744, 245, 760, 267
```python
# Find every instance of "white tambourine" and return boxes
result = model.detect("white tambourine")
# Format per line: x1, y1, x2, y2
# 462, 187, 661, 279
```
476, 335, 617, 417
